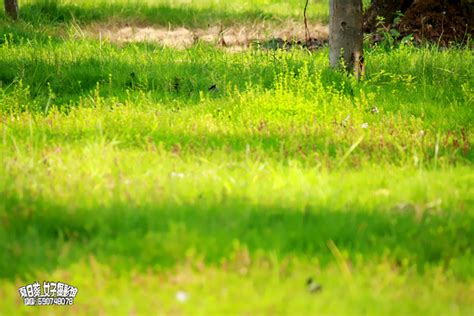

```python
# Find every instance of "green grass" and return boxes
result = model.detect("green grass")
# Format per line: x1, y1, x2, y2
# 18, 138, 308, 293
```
3, 0, 330, 27
1, 2, 474, 315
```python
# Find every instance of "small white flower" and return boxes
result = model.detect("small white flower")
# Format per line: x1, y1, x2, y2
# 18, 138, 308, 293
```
176, 290, 189, 303
361, 123, 369, 129
170, 172, 185, 178
341, 114, 350, 127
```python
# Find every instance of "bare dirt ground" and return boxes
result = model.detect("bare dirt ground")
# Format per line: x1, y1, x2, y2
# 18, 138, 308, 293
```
85, 21, 328, 50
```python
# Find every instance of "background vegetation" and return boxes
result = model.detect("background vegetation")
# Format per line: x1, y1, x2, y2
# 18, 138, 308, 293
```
0, 0, 473, 315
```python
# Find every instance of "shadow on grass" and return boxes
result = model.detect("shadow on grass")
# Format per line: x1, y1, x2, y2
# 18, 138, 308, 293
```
1, 194, 472, 280
0, 45, 305, 106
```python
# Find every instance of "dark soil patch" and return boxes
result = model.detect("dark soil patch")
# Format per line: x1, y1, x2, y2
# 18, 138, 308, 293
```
399, 0, 473, 45
364, 0, 473, 46
255, 37, 326, 51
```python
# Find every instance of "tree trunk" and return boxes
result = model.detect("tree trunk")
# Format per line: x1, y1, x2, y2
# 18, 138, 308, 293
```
4, 0, 19, 20
329, 0, 364, 79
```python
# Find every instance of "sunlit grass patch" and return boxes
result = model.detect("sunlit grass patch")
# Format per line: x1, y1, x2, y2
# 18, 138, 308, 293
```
3, 0, 330, 27
0, 8, 473, 314
1, 257, 472, 315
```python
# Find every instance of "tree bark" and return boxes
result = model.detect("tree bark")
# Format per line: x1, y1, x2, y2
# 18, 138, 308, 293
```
4, 0, 19, 20
329, 0, 364, 79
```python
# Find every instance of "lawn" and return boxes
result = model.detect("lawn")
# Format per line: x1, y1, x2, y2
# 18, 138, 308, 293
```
0, 1, 473, 315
